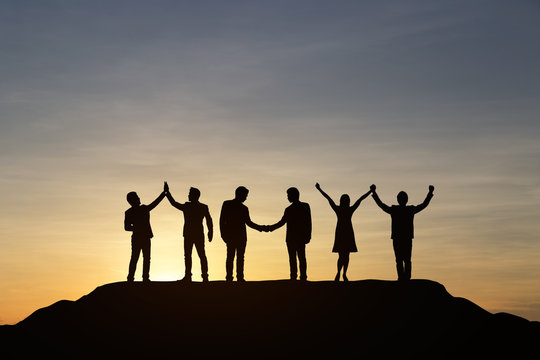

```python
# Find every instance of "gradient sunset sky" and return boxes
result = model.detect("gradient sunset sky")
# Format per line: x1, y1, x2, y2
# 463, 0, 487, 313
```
1, 0, 540, 325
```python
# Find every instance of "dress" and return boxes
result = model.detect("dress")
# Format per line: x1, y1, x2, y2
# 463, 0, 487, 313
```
332, 207, 357, 253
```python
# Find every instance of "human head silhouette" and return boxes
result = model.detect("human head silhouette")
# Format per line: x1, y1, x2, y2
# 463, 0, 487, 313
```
397, 191, 408, 206
235, 186, 249, 202
340, 194, 350, 207
126, 192, 141, 207
189, 187, 201, 202
287, 187, 300, 203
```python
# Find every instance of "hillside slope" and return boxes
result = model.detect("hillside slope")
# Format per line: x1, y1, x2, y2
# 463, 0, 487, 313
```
1, 280, 538, 359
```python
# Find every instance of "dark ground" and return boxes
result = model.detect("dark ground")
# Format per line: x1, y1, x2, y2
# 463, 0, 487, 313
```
1, 279, 538, 359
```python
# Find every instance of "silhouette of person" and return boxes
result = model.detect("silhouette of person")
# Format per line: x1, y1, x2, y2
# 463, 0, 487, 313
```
219, 186, 263, 282
265, 188, 312, 281
315, 183, 371, 282
124, 187, 166, 282
370, 184, 434, 281
164, 182, 213, 282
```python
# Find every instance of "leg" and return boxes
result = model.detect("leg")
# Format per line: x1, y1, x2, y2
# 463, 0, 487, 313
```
335, 254, 343, 281
225, 242, 236, 281
287, 242, 298, 280
141, 237, 151, 281
236, 240, 247, 281
184, 237, 194, 280
297, 243, 307, 281
403, 238, 413, 280
193, 235, 208, 281
342, 252, 350, 281
127, 237, 142, 281
393, 239, 404, 280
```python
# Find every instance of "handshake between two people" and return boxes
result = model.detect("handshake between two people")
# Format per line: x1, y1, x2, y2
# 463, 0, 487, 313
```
254, 224, 278, 233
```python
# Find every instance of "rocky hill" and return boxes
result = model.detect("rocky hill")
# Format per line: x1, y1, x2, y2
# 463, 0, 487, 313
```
1, 280, 538, 359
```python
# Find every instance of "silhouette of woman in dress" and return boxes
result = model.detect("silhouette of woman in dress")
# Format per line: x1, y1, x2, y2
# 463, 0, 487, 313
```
316, 183, 372, 281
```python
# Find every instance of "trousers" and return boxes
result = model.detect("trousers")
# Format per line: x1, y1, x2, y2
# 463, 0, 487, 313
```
226, 240, 247, 281
128, 236, 151, 281
393, 237, 412, 280
287, 242, 307, 280
184, 235, 208, 279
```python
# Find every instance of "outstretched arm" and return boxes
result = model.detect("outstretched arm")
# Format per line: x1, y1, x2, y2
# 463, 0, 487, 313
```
351, 189, 372, 212
266, 211, 287, 232
370, 184, 391, 214
315, 183, 338, 211
165, 184, 185, 211
245, 208, 263, 232
147, 191, 166, 211
414, 185, 434, 214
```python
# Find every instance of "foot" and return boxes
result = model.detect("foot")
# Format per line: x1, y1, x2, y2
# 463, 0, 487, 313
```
143, 278, 151, 283
202, 276, 209, 283
334, 273, 340, 282
179, 276, 192, 283
343, 274, 348, 282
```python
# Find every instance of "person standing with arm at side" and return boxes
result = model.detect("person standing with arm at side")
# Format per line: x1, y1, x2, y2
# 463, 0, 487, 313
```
219, 186, 263, 282
164, 182, 213, 283
265, 187, 312, 281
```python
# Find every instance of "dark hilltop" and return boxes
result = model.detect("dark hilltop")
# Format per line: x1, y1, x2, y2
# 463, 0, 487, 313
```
1, 280, 538, 359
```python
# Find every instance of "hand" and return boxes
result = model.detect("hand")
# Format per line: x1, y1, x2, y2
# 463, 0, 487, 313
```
429, 185, 434, 193
264, 225, 273, 232
370, 184, 376, 192
315, 183, 321, 190
208, 231, 213, 242
164, 181, 169, 194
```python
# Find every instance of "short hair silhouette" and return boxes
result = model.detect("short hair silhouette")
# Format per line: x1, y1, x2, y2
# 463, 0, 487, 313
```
397, 191, 408, 205
189, 187, 201, 201
287, 187, 300, 202
126, 192, 140, 206
235, 186, 249, 198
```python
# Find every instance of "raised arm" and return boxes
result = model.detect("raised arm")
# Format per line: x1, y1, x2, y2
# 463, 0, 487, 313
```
414, 185, 434, 214
315, 183, 338, 211
351, 189, 372, 212
370, 184, 391, 214
147, 191, 166, 211
165, 190, 185, 211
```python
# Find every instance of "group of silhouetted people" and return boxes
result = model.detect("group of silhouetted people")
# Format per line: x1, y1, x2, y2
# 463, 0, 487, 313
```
124, 182, 434, 283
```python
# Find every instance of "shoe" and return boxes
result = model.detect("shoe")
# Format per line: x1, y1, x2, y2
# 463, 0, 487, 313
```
143, 278, 151, 283
334, 273, 340, 282
343, 274, 348, 282
179, 277, 192, 283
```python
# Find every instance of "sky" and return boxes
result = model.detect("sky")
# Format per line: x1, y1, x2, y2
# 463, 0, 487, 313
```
1, 0, 539, 324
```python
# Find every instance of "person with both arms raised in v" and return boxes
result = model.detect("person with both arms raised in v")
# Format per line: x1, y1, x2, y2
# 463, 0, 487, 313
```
315, 183, 372, 282
370, 184, 434, 281
165, 182, 213, 283
124, 186, 167, 282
